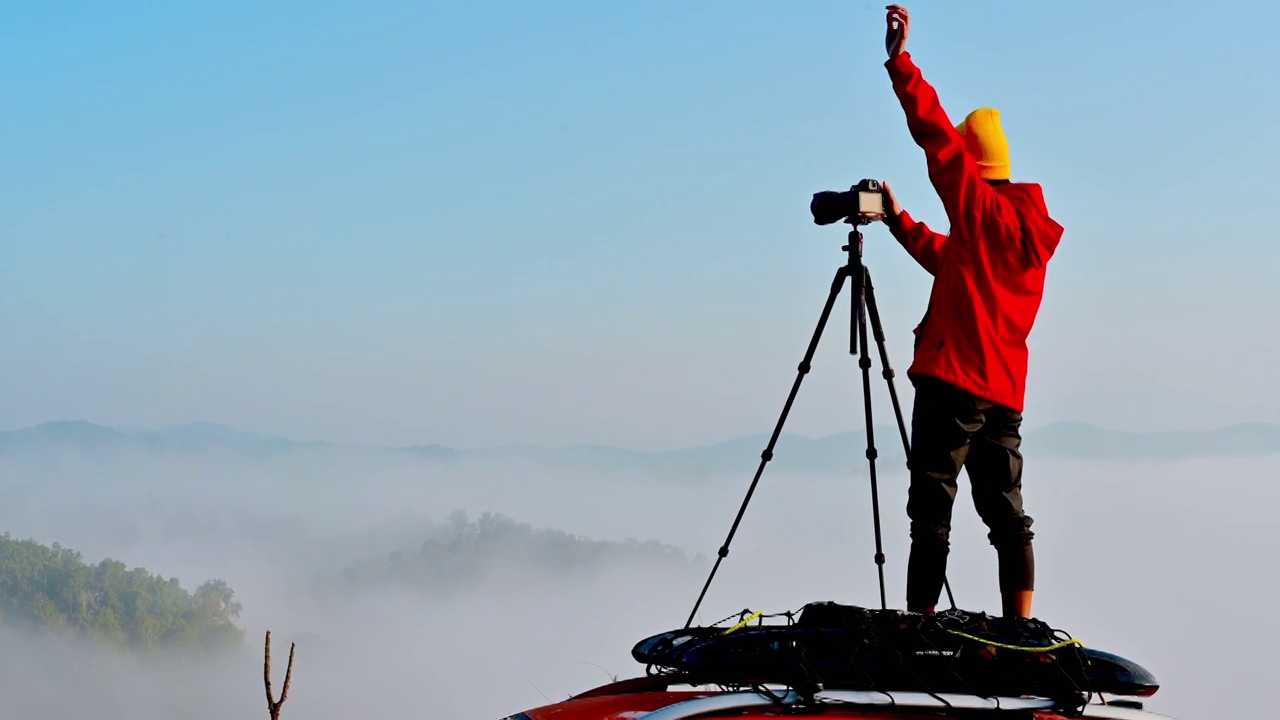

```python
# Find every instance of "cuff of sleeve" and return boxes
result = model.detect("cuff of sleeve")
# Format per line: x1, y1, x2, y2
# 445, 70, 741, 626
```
884, 209, 910, 239
884, 51, 914, 76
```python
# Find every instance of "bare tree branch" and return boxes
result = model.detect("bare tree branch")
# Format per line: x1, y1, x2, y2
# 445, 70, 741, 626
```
264, 630, 297, 720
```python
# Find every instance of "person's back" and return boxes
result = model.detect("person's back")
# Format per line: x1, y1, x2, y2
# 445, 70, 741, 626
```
910, 173, 1062, 413
878, 5, 1064, 619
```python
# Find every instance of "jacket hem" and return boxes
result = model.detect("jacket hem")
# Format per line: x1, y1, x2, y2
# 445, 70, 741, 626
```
906, 367, 1025, 414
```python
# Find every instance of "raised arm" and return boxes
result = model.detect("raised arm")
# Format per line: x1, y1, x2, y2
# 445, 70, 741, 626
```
882, 6, 1021, 245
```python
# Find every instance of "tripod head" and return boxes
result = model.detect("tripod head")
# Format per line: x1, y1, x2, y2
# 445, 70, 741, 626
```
811, 178, 885, 284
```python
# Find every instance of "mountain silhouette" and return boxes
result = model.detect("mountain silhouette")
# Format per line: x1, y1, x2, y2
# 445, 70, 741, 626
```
3, 419, 1278, 479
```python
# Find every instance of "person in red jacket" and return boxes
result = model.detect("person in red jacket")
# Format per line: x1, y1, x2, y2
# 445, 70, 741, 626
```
879, 5, 1065, 619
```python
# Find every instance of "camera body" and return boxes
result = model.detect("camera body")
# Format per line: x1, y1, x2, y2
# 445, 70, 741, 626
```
810, 179, 887, 226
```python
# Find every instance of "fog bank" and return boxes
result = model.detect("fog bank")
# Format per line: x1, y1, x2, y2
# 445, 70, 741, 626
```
0, 446, 1270, 719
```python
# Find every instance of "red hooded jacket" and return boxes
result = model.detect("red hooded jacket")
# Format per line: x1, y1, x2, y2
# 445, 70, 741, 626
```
883, 52, 1064, 413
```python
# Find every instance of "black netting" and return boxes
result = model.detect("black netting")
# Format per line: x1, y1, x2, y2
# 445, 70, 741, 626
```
632, 602, 1155, 713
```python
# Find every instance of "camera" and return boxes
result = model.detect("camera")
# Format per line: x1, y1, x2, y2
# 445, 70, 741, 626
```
810, 178, 887, 226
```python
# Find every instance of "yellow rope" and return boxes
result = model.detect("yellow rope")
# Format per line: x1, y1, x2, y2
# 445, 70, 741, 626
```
722, 610, 764, 635
945, 629, 1083, 652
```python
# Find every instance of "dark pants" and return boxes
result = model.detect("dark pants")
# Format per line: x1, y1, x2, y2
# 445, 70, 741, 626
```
904, 374, 1035, 610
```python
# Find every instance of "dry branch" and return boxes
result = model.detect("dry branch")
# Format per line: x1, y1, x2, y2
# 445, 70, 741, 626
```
264, 630, 296, 720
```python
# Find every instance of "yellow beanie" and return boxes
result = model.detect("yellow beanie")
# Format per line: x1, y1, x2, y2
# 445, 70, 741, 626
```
955, 107, 1010, 180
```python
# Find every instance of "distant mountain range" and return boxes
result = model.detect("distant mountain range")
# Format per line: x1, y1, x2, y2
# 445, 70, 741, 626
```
2, 419, 1278, 479
0, 420, 320, 456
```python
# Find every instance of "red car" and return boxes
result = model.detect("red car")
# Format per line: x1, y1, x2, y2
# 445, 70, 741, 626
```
503, 675, 1171, 720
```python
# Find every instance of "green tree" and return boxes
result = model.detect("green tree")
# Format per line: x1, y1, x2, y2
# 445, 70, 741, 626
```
0, 532, 244, 653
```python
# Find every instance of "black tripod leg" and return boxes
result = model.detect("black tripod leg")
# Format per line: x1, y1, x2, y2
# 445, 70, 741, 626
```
684, 265, 848, 628
862, 271, 910, 461
863, 270, 957, 611
856, 270, 888, 611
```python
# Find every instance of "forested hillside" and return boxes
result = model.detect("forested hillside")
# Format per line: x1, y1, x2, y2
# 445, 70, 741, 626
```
0, 511, 695, 653
0, 533, 243, 652
335, 510, 695, 595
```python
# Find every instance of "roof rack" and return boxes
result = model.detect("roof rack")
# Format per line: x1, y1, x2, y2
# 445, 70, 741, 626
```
635, 689, 1174, 720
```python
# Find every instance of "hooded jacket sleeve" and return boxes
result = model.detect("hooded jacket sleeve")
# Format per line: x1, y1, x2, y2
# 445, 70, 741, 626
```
884, 52, 1021, 252
885, 209, 948, 276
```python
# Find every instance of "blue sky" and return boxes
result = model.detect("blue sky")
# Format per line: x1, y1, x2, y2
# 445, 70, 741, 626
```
3, 0, 1278, 449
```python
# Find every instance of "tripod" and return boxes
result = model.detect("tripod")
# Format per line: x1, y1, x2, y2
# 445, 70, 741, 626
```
683, 217, 955, 629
